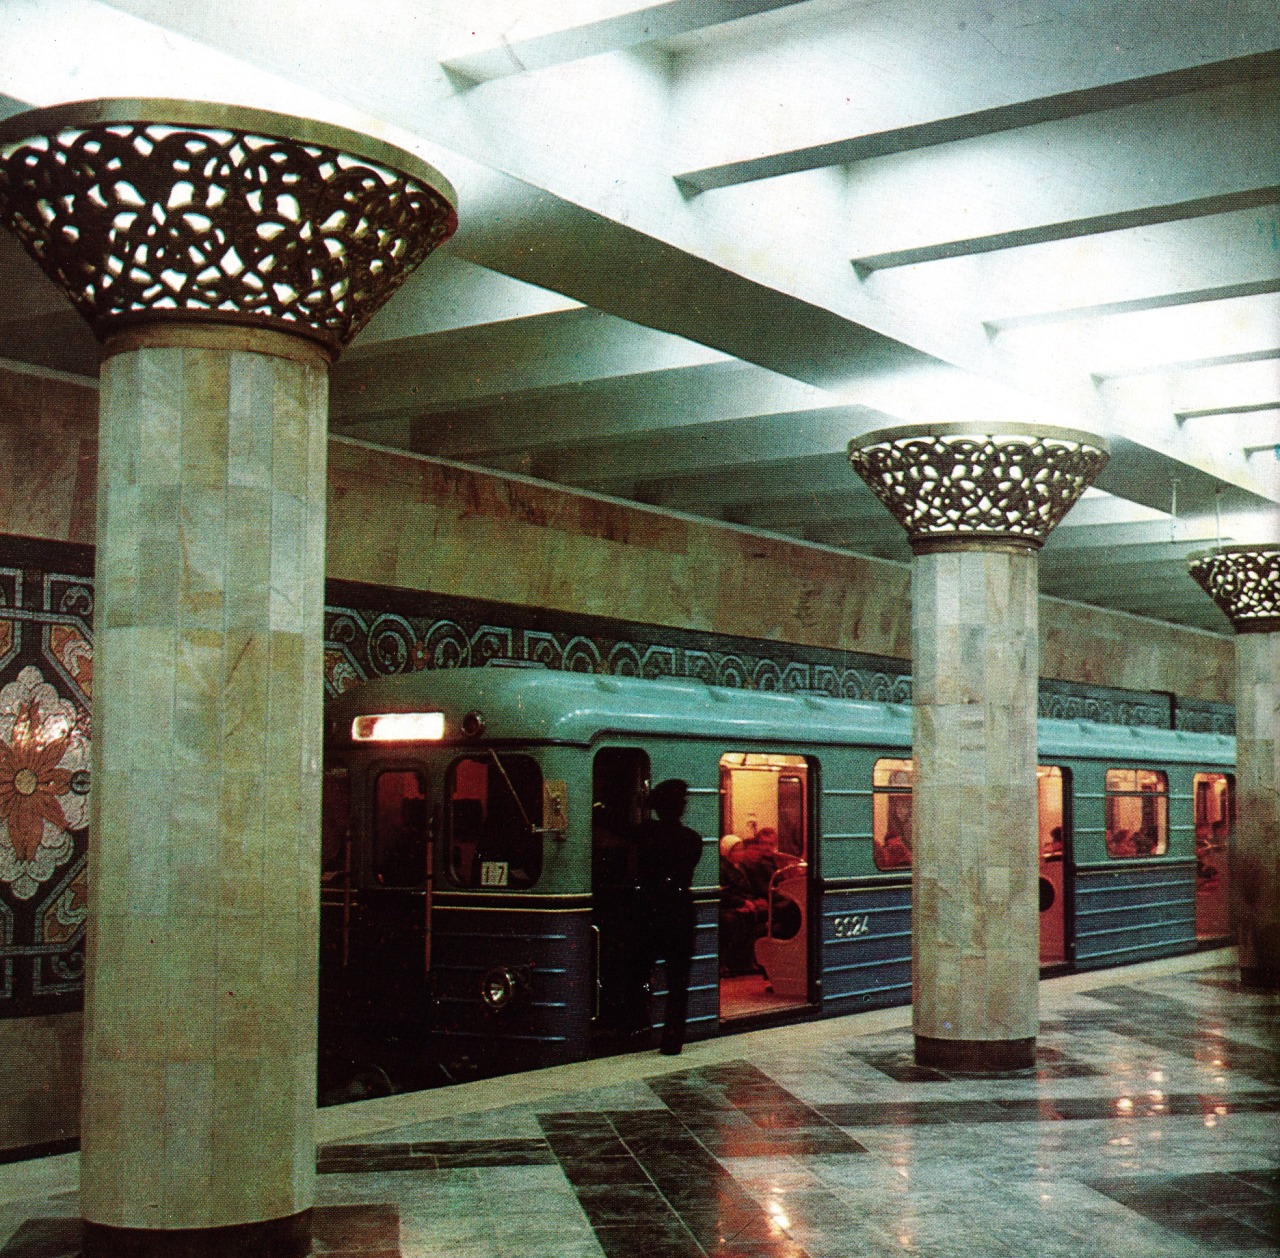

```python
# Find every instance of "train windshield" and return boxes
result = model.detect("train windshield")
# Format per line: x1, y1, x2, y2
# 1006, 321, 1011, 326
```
373, 768, 429, 886
447, 753, 544, 889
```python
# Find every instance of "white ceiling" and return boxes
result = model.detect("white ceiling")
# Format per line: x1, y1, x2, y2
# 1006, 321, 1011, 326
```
1, 0, 1277, 633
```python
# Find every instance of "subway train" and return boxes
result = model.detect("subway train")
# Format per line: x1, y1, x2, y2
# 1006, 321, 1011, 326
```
318, 664, 1235, 1090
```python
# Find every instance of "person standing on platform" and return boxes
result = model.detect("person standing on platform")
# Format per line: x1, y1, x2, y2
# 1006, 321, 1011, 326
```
638, 778, 704, 1055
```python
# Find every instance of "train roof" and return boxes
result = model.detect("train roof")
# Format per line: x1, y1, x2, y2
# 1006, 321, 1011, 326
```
326, 665, 1235, 765
328, 664, 913, 748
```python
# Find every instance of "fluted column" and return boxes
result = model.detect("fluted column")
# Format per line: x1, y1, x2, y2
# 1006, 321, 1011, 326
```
1189, 545, 1280, 989
0, 100, 456, 1257
850, 425, 1107, 1070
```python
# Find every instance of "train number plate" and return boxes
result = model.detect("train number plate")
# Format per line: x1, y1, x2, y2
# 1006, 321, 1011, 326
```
833, 913, 871, 939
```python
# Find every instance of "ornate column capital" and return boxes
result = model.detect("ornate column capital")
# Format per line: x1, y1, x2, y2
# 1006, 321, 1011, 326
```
1188, 544, 1280, 634
848, 423, 1109, 553
0, 98, 457, 357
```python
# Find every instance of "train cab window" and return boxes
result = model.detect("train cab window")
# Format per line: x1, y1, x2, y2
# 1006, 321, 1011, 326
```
592, 748, 649, 889
372, 769, 429, 886
321, 766, 352, 880
1104, 768, 1168, 858
447, 754, 544, 889
872, 759, 914, 870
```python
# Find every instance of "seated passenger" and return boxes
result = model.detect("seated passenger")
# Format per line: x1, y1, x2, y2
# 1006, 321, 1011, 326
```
720, 835, 766, 975
1108, 828, 1135, 857
741, 828, 802, 941
879, 831, 912, 869
1131, 828, 1158, 857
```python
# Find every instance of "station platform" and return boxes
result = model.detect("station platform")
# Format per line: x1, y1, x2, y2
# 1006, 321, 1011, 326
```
1, 948, 1275, 1258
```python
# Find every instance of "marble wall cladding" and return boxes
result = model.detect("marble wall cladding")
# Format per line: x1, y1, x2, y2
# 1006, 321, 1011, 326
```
0, 366, 97, 545
911, 548, 1041, 1046
0, 1010, 81, 1150
1232, 631, 1280, 980
0, 367, 1233, 700
81, 343, 326, 1231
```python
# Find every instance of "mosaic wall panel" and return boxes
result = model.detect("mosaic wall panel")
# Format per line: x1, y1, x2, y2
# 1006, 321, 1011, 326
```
0, 538, 94, 1017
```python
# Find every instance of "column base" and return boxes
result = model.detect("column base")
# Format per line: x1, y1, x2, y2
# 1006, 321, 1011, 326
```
1239, 965, 1279, 991
915, 1035, 1036, 1073
83, 1211, 310, 1258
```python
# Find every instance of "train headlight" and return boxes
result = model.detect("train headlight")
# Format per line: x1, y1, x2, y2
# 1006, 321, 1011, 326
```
352, 712, 445, 742
480, 965, 528, 1011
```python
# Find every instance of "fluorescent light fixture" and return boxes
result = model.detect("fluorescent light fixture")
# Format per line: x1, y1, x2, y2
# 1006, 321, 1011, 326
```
352, 712, 446, 742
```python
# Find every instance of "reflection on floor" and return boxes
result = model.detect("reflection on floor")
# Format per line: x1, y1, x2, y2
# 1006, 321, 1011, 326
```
719, 971, 802, 1020
1, 952, 1276, 1258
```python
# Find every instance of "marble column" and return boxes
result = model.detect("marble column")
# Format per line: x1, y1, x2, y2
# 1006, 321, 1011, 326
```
849, 425, 1108, 1070
0, 100, 456, 1257
1188, 545, 1280, 989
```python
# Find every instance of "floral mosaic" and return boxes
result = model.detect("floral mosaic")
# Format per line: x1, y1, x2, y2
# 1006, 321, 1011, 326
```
0, 666, 90, 900
0, 549, 94, 1016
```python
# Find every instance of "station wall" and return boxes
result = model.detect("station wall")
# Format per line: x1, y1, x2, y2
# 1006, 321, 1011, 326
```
0, 362, 1236, 1155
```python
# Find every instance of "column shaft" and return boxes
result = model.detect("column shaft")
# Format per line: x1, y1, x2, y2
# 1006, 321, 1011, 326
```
1233, 630, 1280, 987
911, 545, 1040, 1070
81, 329, 328, 1249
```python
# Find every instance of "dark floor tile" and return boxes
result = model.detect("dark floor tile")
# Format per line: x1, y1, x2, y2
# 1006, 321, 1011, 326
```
1233, 1169, 1280, 1195
573, 1183, 674, 1226
590, 1221, 703, 1258
311, 1205, 402, 1256
434, 1147, 556, 1167
558, 1154, 652, 1188
0, 1219, 80, 1258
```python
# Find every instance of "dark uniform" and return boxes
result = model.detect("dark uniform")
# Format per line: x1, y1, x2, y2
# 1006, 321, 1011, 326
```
638, 781, 703, 1055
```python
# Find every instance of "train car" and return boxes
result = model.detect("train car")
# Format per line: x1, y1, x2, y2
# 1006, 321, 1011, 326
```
319, 664, 1235, 1088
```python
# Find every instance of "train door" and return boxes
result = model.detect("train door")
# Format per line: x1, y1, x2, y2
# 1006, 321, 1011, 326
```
589, 747, 650, 1049
719, 752, 813, 1020
1193, 772, 1233, 941
1038, 765, 1068, 966
321, 762, 432, 1019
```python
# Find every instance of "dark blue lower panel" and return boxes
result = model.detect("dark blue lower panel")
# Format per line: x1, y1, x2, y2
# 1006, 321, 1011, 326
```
431, 905, 594, 1072
1073, 863, 1197, 970
819, 883, 912, 1014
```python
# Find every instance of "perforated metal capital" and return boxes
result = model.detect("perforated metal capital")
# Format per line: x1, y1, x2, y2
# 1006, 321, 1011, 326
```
1188, 545, 1280, 634
0, 99, 457, 355
848, 423, 1109, 552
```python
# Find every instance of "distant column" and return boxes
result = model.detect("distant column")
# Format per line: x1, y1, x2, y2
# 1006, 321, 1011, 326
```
1188, 544, 1280, 989
849, 425, 1107, 1070
0, 99, 456, 1257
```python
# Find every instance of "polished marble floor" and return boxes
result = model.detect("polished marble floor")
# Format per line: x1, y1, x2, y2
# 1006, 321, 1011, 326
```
2, 951, 1276, 1258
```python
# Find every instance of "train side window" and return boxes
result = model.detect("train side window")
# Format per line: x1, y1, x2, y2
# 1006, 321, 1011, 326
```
448, 754, 544, 889
1104, 768, 1168, 858
372, 769, 429, 886
872, 758, 913, 870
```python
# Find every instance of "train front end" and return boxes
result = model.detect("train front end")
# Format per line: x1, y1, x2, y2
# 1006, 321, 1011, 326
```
320, 670, 590, 1092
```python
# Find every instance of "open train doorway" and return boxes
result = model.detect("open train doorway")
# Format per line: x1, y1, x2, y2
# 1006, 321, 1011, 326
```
719, 752, 813, 1020
1038, 765, 1068, 966
1194, 772, 1233, 942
